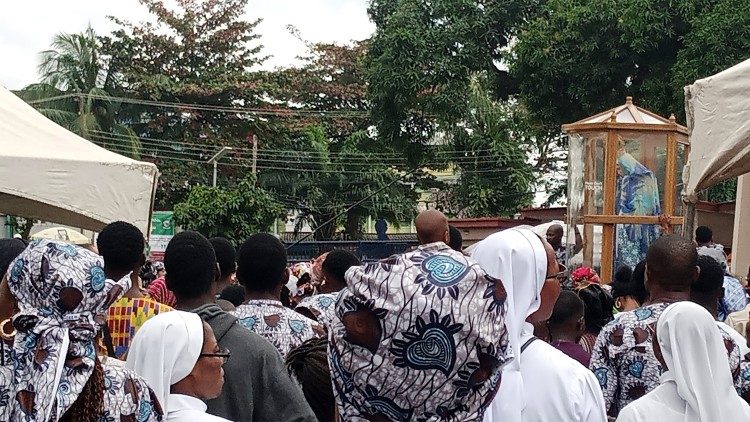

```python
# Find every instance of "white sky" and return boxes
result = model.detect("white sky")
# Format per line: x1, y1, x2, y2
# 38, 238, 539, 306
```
0, 0, 374, 90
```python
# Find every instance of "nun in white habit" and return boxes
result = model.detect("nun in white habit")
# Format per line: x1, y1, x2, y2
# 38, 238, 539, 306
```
471, 228, 607, 422
617, 301, 750, 422
126, 311, 232, 422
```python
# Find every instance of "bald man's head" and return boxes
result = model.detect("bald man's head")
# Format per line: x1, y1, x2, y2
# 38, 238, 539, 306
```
545, 224, 564, 249
415, 210, 449, 245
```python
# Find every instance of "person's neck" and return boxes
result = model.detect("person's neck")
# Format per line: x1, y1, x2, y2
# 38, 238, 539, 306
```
213, 277, 232, 295
245, 290, 281, 302
549, 327, 579, 344
123, 282, 144, 299
692, 296, 719, 319
645, 288, 690, 305
174, 293, 218, 312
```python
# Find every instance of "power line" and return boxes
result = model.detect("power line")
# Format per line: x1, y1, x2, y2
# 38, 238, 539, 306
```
93, 131, 526, 168
90, 129, 505, 159
28, 92, 373, 118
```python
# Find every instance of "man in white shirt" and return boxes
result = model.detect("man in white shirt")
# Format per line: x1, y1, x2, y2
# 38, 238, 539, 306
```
692, 254, 750, 356
472, 228, 607, 422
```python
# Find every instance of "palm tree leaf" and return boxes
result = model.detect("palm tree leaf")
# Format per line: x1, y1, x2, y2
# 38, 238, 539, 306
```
37, 108, 78, 128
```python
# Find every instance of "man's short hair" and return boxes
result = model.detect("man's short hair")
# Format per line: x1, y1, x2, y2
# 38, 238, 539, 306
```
237, 233, 288, 293
209, 237, 237, 279
548, 290, 584, 326
695, 226, 713, 243
646, 235, 698, 292
97, 221, 144, 271
322, 249, 360, 287
448, 226, 463, 251
164, 231, 216, 298
693, 254, 725, 295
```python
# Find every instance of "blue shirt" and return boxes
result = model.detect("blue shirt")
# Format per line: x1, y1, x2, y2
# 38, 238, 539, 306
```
721, 275, 748, 320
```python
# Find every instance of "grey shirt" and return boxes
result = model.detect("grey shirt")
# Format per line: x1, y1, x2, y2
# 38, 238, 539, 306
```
194, 303, 317, 422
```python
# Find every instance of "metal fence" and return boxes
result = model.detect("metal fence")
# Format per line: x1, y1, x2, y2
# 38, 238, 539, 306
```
285, 240, 418, 263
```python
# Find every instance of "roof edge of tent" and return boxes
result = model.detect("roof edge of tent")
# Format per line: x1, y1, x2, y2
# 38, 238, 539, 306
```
1, 86, 160, 172
0, 192, 109, 232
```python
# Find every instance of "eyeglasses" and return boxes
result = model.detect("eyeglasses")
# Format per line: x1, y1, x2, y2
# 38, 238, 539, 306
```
200, 348, 231, 364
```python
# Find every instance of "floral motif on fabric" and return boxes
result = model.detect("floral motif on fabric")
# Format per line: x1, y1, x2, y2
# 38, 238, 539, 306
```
0, 240, 163, 421
590, 301, 742, 417
295, 292, 341, 327
233, 299, 323, 357
330, 242, 511, 421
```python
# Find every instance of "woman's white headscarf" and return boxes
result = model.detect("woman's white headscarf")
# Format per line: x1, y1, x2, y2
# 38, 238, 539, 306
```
471, 228, 548, 421
657, 302, 750, 422
125, 311, 204, 412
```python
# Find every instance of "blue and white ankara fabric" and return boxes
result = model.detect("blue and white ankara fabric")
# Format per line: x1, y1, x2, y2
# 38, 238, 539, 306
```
329, 242, 511, 421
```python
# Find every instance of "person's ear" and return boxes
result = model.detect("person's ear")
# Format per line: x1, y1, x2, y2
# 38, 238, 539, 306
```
443, 229, 450, 244
282, 267, 290, 284
214, 262, 221, 283
692, 265, 701, 283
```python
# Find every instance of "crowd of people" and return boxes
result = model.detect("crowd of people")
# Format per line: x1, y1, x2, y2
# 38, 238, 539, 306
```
0, 215, 749, 421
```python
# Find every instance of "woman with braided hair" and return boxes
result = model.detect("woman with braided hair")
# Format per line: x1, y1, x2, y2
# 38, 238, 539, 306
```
286, 337, 336, 422
0, 239, 163, 422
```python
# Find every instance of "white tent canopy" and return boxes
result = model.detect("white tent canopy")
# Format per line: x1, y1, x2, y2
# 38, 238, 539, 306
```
683, 58, 750, 202
0, 86, 158, 235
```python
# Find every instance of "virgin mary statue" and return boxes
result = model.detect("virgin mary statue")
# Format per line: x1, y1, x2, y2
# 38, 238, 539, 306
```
615, 151, 661, 269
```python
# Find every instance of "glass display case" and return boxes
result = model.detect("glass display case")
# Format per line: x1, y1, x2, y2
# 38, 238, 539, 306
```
563, 97, 689, 282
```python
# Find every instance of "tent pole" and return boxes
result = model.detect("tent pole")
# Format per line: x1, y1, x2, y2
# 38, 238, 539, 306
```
683, 202, 695, 240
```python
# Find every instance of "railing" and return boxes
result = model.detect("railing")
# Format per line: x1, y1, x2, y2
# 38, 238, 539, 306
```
284, 240, 419, 263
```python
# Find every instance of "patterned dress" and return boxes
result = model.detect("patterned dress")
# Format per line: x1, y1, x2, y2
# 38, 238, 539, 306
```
233, 299, 324, 357
329, 242, 511, 421
100, 297, 173, 359
295, 292, 341, 327
590, 301, 742, 417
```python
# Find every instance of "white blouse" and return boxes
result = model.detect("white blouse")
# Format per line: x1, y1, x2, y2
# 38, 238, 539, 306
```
166, 394, 233, 422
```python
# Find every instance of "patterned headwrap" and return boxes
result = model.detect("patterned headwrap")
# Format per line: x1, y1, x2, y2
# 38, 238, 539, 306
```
5, 240, 131, 421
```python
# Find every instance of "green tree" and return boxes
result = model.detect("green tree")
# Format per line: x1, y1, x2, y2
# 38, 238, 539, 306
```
103, 0, 270, 208
173, 177, 283, 244
259, 126, 416, 240
266, 37, 418, 239
444, 77, 535, 216
19, 26, 141, 157
269, 35, 370, 141
365, 0, 539, 165
511, 0, 750, 201
512, 0, 750, 129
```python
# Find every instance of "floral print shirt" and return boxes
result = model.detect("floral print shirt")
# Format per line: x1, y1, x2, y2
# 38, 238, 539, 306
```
233, 299, 324, 357
295, 292, 341, 327
329, 242, 511, 421
590, 301, 742, 417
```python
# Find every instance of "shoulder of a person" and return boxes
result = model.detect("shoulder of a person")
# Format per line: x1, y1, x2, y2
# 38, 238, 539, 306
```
226, 319, 283, 355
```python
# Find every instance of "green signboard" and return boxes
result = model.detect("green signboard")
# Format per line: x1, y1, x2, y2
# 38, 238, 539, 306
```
149, 211, 174, 260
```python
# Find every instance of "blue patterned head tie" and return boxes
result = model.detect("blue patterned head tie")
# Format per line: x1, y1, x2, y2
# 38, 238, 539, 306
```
5, 240, 132, 421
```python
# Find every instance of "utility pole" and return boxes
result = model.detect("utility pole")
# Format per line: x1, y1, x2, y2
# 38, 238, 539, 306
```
252, 134, 258, 176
